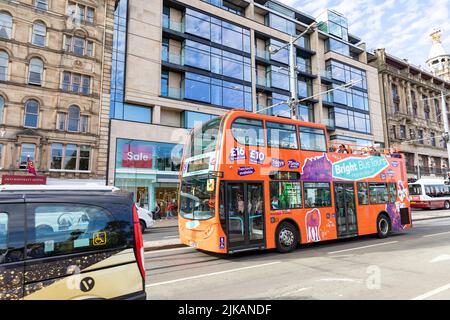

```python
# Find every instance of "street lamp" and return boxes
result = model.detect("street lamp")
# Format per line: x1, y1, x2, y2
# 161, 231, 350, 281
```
268, 22, 318, 120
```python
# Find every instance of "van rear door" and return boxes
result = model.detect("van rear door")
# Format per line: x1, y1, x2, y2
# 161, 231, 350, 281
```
0, 195, 25, 300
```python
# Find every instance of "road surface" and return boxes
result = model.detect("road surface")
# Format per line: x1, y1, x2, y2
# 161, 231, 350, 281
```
144, 217, 450, 300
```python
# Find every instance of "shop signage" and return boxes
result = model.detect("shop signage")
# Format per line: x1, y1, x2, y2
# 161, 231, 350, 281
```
122, 144, 153, 168
1, 175, 47, 185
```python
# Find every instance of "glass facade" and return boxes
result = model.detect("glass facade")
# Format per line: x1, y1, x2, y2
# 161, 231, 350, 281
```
183, 40, 251, 81
110, 0, 128, 119
202, 0, 243, 15
298, 77, 312, 98
183, 72, 252, 111
268, 39, 289, 64
327, 84, 369, 111
268, 66, 290, 91
326, 38, 350, 57
318, 10, 348, 41
184, 8, 250, 53
182, 111, 217, 129
115, 139, 184, 212
326, 60, 367, 90
332, 108, 371, 134
266, 13, 295, 35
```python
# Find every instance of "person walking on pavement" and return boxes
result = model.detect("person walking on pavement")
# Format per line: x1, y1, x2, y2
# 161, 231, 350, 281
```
153, 202, 161, 220
166, 202, 175, 219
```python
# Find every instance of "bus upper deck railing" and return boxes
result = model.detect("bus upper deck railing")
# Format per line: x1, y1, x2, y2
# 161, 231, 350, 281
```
328, 144, 403, 159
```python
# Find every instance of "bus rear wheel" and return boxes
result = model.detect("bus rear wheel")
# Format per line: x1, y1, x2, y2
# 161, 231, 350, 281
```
276, 222, 299, 253
377, 214, 391, 239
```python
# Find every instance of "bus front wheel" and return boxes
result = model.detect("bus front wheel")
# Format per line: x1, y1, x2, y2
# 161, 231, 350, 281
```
276, 221, 299, 253
376, 214, 391, 239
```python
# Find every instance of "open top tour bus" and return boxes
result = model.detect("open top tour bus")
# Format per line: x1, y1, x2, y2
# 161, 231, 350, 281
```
178, 110, 412, 254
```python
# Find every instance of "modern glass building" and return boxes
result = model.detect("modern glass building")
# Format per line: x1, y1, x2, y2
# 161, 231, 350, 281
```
108, 0, 385, 213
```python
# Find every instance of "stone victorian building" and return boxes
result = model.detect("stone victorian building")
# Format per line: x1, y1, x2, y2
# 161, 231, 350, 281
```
369, 48, 450, 180
0, 0, 115, 183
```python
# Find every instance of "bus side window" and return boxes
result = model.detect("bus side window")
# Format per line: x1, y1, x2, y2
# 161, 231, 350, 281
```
389, 183, 397, 203
369, 183, 388, 204
299, 127, 327, 152
357, 182, 369, 205
231, 118, 265, 147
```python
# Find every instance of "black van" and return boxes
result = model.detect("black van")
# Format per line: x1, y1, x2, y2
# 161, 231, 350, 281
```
0, 187, 146, 300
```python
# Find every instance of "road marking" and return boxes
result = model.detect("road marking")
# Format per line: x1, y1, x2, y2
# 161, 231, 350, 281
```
163, 235, 179, 239
412, 283, 450, 300
144, 247, 193, 254
146, 261, 282, 287
328, 241, 399, 255
430, 255, 450, 263
423, 231, 450, 238
276, 287, 311, 298
319, 278, 363, 283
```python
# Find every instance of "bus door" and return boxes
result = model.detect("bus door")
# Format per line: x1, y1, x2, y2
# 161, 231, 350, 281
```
334, 183, 358, 238
225, 182, 265, 252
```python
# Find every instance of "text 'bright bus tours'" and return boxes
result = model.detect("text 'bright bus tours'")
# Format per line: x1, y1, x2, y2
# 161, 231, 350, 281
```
178, 110, 412, 254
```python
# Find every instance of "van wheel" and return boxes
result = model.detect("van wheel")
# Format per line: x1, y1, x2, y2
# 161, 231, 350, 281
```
377, 214, 391, 238
444, 201, 450, 210
276, 222, 299, 253
140, 220, 146, 234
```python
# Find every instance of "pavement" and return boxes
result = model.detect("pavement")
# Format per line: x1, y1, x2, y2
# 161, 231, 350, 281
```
144, 217, 450, 300
143, 209, 450, 251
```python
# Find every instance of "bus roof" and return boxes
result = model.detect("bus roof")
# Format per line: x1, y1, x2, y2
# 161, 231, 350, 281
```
411, 179, 446, 185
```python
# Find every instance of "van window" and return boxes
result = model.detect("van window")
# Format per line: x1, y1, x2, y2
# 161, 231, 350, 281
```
231, 118, 265, 146
299, 127, 327, 152
26, 204, 131, 259
267, 121, 298, 149
0, 212, 7, 253
408, 184, 422, 196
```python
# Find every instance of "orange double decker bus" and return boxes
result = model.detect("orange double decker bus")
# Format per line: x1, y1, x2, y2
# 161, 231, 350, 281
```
178, 110, 412, 254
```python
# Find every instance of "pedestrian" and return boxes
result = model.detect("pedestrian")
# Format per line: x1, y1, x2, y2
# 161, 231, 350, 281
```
153, 202, 161, 220
166, 202, 174, 219
337, 144, 349, 154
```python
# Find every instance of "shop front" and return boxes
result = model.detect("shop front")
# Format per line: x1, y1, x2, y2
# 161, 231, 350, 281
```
114, 139, 183, 215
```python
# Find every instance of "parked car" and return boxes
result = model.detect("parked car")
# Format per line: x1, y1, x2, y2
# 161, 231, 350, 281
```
0, 185, 146, 300
136, 205, 154, 233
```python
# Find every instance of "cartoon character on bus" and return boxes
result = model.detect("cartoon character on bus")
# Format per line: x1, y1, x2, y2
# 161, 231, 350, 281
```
306, 208, 321, 242
398, 180, 408, 202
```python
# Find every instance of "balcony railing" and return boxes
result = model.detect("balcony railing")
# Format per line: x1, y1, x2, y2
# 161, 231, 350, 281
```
256, 49, 270, 61
296, 60, 312, 74
162, 87, 182, 99
163, 16, 183, 32
162, 51, 182, 65
257, 76, 270, 87
322, 118, 335, 129
320, 69, 333, 79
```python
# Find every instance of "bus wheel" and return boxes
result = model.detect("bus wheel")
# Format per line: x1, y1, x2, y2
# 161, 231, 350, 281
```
276, 222, 299, 253
377, 214, 391, 239
444, 201, 450, 210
